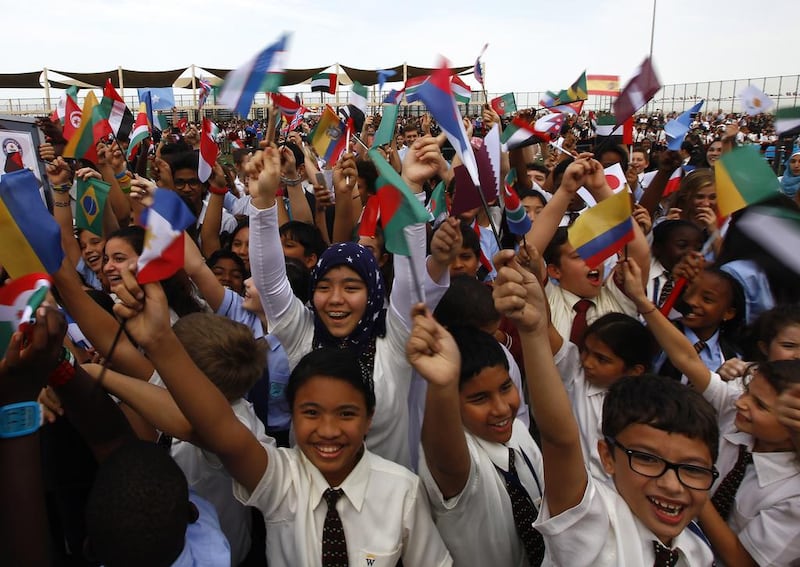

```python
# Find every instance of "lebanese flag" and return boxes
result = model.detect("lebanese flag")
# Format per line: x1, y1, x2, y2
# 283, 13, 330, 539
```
137, 189, 195, 284
198, 118, 219, 183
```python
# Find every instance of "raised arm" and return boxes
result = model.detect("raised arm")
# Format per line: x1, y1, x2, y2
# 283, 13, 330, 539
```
493, 249, 587, 515
199, 162, 229, 257
619, 257, 711, 391
407, 305, 469, 499
46, 155, 82, 268
52, 258, 154, 380
331, 152, 360, 244
183, 233, 226, 312
111, 268, 268, 493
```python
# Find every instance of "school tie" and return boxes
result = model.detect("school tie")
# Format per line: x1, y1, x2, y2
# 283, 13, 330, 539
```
322, 488, 348, 567
711, 444, 752, 521
657, 274, 675, 307
569, 299, 594, 347
504, 448, 545, 566
693, 340, 707, 354
652, 541, 680, 567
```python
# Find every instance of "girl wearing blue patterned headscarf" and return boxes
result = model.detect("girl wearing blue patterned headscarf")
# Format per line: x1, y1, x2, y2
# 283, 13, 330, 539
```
309, 241, 387, 387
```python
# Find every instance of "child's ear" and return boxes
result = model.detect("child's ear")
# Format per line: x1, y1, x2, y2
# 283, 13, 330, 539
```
757, 340, 769, 358
721, 305, 736, 323
627, 364, 646, 377
546, 263, 561, 281
304, 254, 318, 270
188, 501, 199, 524
598, 438, 616, 476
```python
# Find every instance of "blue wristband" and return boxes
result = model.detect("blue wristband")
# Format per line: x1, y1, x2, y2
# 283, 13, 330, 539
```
0, 402, 41, 439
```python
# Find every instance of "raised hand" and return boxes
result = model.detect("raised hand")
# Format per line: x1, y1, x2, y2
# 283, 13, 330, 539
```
333, 152, 357, 198
429, 217, 462, 269
492, 249, 547, 334
253, 147, 281, 208
111, 266, 171, 351
401, 135, 447, 188
617, 258, 649, 308
406, 304, 460, 387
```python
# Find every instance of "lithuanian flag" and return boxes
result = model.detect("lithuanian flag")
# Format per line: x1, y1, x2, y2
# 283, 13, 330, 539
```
715, 146, 780, 217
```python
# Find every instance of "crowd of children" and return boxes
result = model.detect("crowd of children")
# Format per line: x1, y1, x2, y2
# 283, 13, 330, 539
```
1, 99, 800, 567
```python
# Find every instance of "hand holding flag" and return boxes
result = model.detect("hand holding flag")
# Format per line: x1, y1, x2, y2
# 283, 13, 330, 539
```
137, 189, 196, 284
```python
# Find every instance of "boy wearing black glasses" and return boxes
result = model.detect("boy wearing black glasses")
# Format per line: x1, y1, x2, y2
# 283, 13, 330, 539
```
492, 248, 719, 566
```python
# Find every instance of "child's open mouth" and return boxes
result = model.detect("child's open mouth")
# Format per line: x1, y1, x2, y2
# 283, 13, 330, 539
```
587, 270, 601, 285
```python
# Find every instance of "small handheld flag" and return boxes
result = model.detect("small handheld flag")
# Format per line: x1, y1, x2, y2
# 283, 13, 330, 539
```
76, 177, 111, 237
474, 43, 488, 85
568, 190, 634, 269
0, 170, 64, 277
502, 185, 532, 236
198, 118, 219, 183
715, 146, 780, 217
219, 33, 289, 116
613, 58, 661, 126
137, 189, 196, 284
0, 274, 52, 358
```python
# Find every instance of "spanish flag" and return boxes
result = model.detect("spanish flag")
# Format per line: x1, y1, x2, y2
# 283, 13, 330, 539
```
568, 190, 634, 269
715, 146, 780, 217
0, 170, 64, 278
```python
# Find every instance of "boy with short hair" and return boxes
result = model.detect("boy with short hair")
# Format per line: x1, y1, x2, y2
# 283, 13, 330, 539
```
531, 156, 651, 343
492, 249, 719, 565
408, 316, 545, 566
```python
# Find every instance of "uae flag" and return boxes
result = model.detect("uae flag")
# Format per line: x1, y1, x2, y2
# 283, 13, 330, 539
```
310, 73, 337, 94
490, 93, 516, 116
344, 81, 368, 133
776, 107, 800, 136
102, 79, 135, 139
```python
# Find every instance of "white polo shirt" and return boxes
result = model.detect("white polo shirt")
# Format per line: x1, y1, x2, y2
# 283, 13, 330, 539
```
535, 475, 715, 566
554, 340, 609, 481
233, 444, 452, 566
418, 419, 547, 567
701, 372, 800, 565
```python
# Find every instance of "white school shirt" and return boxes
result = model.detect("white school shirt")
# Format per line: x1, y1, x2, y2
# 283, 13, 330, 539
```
535, 475, 715, 566
406, 344, 530, 472
233, 444, 452, 567
418, 420, 547, 567
554, 340, 609, 481
170, 399, 275, 567
248, 202, 449, 468
701, 372, 800, 565
546, 280, 638, 344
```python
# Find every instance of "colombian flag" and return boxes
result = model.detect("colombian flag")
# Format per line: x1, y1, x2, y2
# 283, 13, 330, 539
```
568, 190, 634, 269
0, 170, 64, 278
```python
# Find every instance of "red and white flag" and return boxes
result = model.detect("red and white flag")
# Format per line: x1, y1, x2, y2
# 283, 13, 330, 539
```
198, 118, 219, 183
137, 190, 195, 284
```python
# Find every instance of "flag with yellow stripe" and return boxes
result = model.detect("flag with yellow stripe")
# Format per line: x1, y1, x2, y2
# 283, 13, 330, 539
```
715, 146, 780, 217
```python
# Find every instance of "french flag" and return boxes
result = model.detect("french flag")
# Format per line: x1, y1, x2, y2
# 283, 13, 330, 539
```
137, 189, 195, 284
416, 59, 480, 186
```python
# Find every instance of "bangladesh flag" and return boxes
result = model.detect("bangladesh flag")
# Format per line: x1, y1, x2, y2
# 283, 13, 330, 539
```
427, 180, 448, 226
76, 177, 111, 237
0, 273, 51, 358
367, 149, 430, 256
715, 146, 780, 217
490, 93, 516, 116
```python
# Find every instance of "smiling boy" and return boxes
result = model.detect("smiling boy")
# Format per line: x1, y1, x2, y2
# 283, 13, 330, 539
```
408, 313, 546, 567
492, 249, 719, 566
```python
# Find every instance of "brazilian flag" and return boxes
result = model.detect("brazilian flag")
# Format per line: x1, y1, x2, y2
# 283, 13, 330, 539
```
76, 178, 110, 237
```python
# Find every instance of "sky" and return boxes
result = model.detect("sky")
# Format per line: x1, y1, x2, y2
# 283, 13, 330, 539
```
3, 0, 797, 98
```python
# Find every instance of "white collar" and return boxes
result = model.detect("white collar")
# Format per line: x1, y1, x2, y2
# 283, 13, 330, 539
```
302, 444, 370, 512
752, 451, 800, 488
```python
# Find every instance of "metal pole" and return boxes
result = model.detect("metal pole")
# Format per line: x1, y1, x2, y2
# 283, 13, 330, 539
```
42, 68, 51, 111
649, 0, 657, 59
191, 64, 198, 121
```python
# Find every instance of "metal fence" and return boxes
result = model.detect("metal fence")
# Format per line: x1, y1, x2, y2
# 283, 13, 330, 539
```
1, 74, 798, 117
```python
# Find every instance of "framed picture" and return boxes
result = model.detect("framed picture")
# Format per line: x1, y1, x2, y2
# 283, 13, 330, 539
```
0, 115, 52, 210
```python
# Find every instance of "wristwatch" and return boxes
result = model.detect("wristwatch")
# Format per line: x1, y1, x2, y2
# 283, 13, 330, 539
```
0, 402, 42, 439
